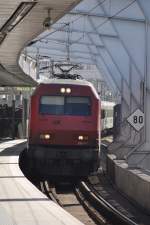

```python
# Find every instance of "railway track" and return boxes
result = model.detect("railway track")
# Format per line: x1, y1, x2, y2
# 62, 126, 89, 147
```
39, 180, 105, 225
78, 178, 138, 225
19, 149, 145, 225
37, 177, 140, 225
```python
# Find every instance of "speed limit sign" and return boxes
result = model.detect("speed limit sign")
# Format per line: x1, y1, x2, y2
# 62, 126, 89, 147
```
127, 109, 144, 132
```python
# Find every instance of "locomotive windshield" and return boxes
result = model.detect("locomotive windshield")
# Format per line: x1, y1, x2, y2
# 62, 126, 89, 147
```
40, 96, 91, 116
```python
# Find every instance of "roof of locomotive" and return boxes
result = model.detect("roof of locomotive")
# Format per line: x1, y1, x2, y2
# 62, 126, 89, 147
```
35, 79, 100, 99
39, 78, 93, 86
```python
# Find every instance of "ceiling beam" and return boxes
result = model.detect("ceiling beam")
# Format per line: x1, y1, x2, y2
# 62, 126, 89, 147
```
51, 26, 118, 38
37, 37, 104, 48
69, 10, 145, 23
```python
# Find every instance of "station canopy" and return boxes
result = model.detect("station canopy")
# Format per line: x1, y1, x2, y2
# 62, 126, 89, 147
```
25, 0, 147, 98
0, 0, 81, 86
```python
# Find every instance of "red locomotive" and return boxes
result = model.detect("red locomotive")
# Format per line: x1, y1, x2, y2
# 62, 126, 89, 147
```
27, 76, 101, 177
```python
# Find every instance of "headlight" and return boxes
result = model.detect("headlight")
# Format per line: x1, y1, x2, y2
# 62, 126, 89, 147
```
66, 88, 71, 93
78, 135, 84, 140
78, 135, 88, 141
40, 134, 51, 140
60, 88, 65, 93
60, 87, 71, 93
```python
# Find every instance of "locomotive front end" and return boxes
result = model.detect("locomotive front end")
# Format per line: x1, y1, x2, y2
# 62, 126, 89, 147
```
27, 79, 100, 178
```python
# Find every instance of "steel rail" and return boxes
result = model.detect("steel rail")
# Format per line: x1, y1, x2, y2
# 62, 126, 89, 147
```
41, 180, 107, 225
78, 180, 139, 225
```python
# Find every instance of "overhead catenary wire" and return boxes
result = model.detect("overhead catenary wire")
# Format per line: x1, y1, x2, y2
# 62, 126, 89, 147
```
41, 0, 137, 41
27, 0, 107, 46
27, 0, 137, 57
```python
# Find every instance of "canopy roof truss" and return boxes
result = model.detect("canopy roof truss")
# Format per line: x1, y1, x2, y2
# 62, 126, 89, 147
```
26, 0, 147, 100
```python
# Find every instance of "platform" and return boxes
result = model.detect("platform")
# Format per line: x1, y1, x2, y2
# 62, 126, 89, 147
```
96, 170, 150, 225
107, 154, 150, 214
0, 139, 83, 225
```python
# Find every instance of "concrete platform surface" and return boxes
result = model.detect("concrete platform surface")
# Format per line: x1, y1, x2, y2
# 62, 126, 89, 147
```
0, 139, 83, 225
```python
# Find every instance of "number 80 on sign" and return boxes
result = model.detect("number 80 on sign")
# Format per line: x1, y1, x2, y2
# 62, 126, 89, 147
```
127, 109, 144, 132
